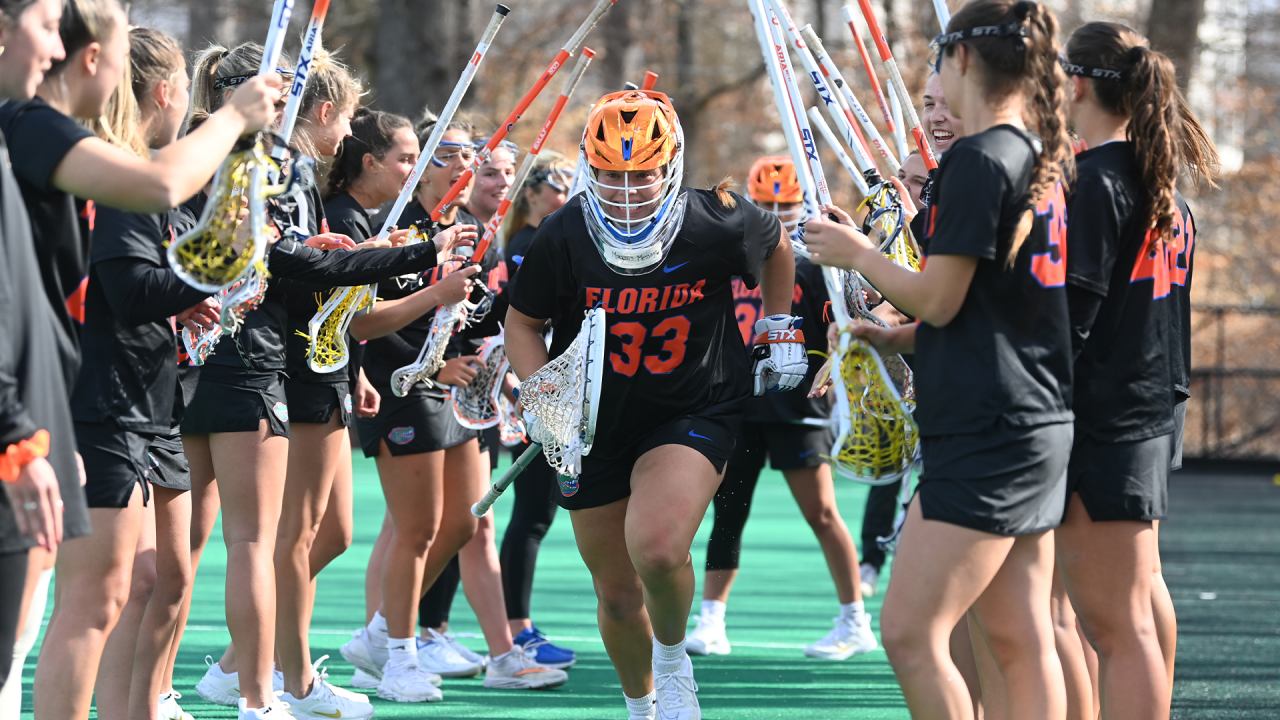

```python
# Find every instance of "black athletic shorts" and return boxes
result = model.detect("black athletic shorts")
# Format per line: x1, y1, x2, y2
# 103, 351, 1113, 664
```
478, 426, 500, 469
1067, 432, 1171, 523
182, 365, 290, 438
918, 419, 1072, 537
731, 421, 832, 473
557, 400, 745, 511
146, 434, 191, 492
356, 392, 473, 458
1170, 400, 1186, 472
76, 421, 153, 508
285, 377, 352, 427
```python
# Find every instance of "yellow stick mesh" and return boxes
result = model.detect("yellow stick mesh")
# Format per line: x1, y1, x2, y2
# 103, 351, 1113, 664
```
306, 285, 375, 373
829, 334, 919, 483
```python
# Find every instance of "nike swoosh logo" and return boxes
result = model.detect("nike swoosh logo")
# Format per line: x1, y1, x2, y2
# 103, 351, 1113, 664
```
314, 711, 343, 719
689, 430, 712, 441
664, 261, 689, 273
798, 449, 816, 458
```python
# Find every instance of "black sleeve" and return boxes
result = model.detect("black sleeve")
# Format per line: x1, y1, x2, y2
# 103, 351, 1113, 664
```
4, 102, 95, 191
925, 148, 1008, 260
509, 215, 574, 321
738, 194, 782, 290
268, 237, 440, 292
1065, 173, 1121, 297
0, 309, 39, 449
1066, 284, 1105, 362
95, 257, 210, 326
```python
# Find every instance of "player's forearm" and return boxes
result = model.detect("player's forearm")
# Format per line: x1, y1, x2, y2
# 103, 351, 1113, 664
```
505, 312, 550, 381
350, 286, 450, 341
760, 232, 795, 317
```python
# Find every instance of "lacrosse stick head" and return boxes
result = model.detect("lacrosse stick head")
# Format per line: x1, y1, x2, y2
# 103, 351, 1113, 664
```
218, 261, 270, 333
518, 307, 607, 479
829, 331, 919, 484
498, 393, 527, 446
182, 324, 222, 367
307, 285, 375, 374
389, 302, 469, 397
451, 334, 509, 429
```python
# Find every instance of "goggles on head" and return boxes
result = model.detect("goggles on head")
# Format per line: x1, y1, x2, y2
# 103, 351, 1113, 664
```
214, 68, 295, 91
430, 141, 477, 168
527, 167, 574, 193
473, 138, 520, 161
931, 23, 1027, 73
1059, 58, 1125, 82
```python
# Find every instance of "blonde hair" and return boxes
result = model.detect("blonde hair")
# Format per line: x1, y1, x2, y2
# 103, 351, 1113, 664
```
48, 0, 124, 78
188, 41, 293, 130
502, 151, 574, 242
292, 47, 363, 158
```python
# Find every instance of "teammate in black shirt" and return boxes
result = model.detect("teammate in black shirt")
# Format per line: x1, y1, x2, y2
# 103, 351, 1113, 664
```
685, 156, 875, 662
507, 90, 804, 720
1056, 22, 1220, 720
805, 1, 1075, 714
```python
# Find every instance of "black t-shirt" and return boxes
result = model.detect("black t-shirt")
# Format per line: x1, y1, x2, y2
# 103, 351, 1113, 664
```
738, 256, 831, 423
71, 208, 208, 433
914, 125, 1073, 435
504, 224, 538, 287
510, 189, 781, 459
1167, 194, 1195, 402
361, 208, 483, 400
0, 96, 96, 384
325, 191, 374, 241
1066, 142, 1173, 442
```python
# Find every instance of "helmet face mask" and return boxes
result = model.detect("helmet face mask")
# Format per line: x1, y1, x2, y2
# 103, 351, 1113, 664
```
747, 156, 805, 235
756, 199, 804, 234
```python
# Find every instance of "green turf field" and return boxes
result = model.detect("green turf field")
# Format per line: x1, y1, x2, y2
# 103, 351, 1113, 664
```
13, 462, 1280, 718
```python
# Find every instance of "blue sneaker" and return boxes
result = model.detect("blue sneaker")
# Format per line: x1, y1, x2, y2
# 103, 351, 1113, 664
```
512, 626, 576, 669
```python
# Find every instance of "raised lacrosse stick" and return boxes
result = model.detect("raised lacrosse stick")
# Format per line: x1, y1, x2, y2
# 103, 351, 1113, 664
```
840, 6, 904, 158
849, 1, 939, 169
278, 0, 331, 150
168, 0, 295, 293
641, 71, 659, 90
800, 25, 899, 176
431, 0, 620, 225
451, 332, 509, 429
472, 307, 606, 517
306, 283, 374, 373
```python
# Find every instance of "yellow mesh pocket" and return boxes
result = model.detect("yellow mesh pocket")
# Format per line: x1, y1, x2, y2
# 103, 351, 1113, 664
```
305, 285, 375, 374
829, 335, 919, 484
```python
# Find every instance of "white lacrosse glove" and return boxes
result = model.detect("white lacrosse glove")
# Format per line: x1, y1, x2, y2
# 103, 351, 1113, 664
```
751, 314, 808, 396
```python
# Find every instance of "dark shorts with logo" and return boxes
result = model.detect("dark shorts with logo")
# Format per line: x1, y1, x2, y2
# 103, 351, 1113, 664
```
730, 421, 832, 473
181, 365, 290, 438
285, 377, 352, 427
356, 392, 474, 458
556, 399, 745, 512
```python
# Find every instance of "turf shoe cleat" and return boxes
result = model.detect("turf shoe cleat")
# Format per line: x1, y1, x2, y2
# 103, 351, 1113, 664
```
236, 699, 292, 720
349, 668, 379, 689
418, 629, 484, 677
340, 629, 389, 679
512, 626, 576, 669
804, 613, 878, 660
157, 690, 194, 720
482, 648, 569, 690
310, 654, 370, 704
194, 657, 241, 706
441, 632, 488, 669
279, 673, 375, 720
653, 654, 700, 720
684, 615, 730, 656
376, 659, 444, 703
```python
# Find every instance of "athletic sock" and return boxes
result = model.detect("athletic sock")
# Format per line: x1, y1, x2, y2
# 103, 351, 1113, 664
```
652, 636, 686, 673
840, 601, 866, 622
367, 611, 389, 647
624, 690, 658, 717
700, 599, 727, 623
387, 637, 417, 666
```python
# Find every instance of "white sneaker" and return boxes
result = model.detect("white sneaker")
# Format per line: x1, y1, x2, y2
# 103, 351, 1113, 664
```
237, 699, 291, 720
308, 654, 370, 704
340, 629, 389, 678
684, 615, 730, 656
418, 629, 484, 678
350, 668, 379, 689
376, 658, 444, 703
281, 672, 376, 720
482, 648, 568, 690
442, 632, 487, 669
804, 613, 879, 660
860, 563, 880, 597
195, 656, 240, 706
157, 690, 194, 720
654, 654, 700, 720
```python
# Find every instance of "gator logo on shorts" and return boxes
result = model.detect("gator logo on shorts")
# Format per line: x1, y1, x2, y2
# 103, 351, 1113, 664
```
388, 426, 415, 445
556, 475, 579, 497
147, 452, 158, 477
344, 394, 353, 414
273, 402, 289, 423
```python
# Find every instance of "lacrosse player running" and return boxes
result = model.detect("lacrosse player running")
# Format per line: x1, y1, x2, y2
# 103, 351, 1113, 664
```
1056, 22, 1218, 720
804, 0, 1075, 715
686, 156, 875, 662
506, 90, 803, 720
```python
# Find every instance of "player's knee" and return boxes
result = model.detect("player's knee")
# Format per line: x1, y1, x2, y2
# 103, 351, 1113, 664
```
879, 605, 926, 667
595, 582, 645, 622
632, 543, 690, 580
394, 524, 439, 555
801, 502, 840, 534
128, 559, 158, 605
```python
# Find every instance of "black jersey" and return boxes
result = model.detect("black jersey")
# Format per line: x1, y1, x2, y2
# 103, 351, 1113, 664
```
325, 191, 374, 241
737, 256, 831, 423
915, 125, 1073, 436
1167, 194, 1194, 402
510, 189, 781, 459
283, 170, 349, 385
361, 208, 485, 400
71, 208, 208, 433
1066, 142, 1174, 442
504, 224, 537, 285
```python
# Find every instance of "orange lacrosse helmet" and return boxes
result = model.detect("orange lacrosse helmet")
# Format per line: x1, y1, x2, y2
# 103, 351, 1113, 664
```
747, 156, 803, 204
583, 90, 680, 172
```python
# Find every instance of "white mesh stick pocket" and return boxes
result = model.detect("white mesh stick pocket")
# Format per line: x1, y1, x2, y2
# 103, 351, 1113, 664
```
452, 333, 509, 430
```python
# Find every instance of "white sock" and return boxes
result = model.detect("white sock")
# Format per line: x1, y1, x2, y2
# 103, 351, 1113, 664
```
624, 690, 658, 718
840, 601, 865, 621
367, 611, 389, 646
700, 599, 726, 623
387, 637, 417, 666
652, 636, 686, 671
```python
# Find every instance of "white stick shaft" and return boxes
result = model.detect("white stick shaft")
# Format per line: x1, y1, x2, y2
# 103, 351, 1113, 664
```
889, 82, 908, 160
932, 0, 951, 31
374, 6, 509, 243
808, 107, 868, 195
563, 0, 615, 54
259, 0, 296, 76
823, 267, 853, 327
801, 25, 900, 176
278, 0, 331, 145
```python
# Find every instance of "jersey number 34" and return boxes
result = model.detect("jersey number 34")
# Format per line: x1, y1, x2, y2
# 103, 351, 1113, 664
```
609, 316, 691, 376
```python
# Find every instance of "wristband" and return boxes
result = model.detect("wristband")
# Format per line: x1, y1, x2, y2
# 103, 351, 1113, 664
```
0, 429, 50, 483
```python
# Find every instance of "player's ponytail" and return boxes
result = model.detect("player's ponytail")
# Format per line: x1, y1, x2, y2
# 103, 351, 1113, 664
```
322, 108, 412, 202
292, 47, 363, 158
943, 0, 1071, 268
712, 176, 737, 209
190, 41, 294, 131
1065, 22, 1220, 243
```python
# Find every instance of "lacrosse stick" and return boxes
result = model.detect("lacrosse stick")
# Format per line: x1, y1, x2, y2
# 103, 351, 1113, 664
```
888, 80, 908, 160
168, 0, 295, 293
304, 283, 375, 373
807, 108, 866, 193
277, 0, 331, 149
849, 1, 939, 169
472, 307, 606, 516
497, 393, 526, 446
451, 332, 509, 429
931, 0, 951, 32
471, 47, 596, 264
765, 0, 870, 196
841, 6, 900, 152
431, 0, 619, 225
641, 71, 659, 90
389, 272, 495, 397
